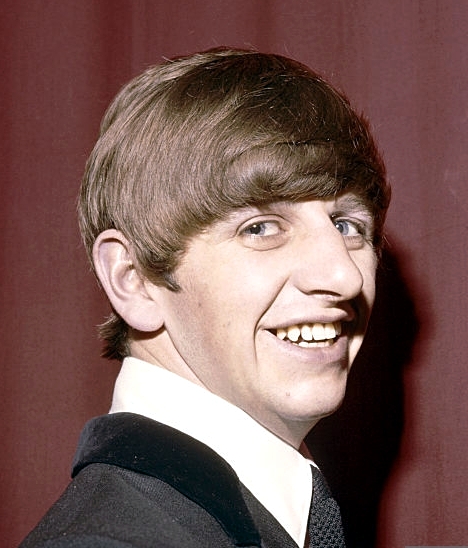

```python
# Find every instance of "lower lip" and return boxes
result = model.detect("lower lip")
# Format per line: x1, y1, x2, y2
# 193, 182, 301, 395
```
266, 330, 349, 367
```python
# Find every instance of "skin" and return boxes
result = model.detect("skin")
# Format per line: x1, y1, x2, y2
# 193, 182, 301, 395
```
127, 192, 377, 448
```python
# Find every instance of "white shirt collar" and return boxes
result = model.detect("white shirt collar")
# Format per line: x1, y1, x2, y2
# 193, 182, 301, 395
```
109, 357, 313, 547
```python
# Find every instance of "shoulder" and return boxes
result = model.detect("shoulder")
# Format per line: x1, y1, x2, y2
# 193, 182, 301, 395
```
20, 463, 224, 548
21, 414, 262, 547
20, 533, 138, 548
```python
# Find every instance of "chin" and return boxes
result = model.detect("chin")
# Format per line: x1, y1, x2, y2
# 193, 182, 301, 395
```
290, 388, 347, 426
275, 401, 345, 447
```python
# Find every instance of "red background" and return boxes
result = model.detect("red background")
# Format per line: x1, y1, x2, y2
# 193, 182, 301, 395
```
2, 1, 467, 546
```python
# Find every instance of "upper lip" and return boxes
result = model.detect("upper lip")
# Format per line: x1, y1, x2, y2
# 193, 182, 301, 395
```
266, 312, 355, 331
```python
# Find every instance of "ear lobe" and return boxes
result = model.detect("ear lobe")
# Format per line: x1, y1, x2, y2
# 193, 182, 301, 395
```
92, 229, 164, 332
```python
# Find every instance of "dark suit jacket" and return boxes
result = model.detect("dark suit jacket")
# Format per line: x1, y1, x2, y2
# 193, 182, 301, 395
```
21, 412, 299, 548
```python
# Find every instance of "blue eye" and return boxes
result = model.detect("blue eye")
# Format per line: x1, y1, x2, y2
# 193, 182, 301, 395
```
333, 219, 361, 236
239, 218, 288, 250
242, 221, 280, 237
245, 223, 266, 236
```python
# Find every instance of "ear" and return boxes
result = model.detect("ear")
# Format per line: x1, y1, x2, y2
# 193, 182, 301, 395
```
92, 229, 164, 332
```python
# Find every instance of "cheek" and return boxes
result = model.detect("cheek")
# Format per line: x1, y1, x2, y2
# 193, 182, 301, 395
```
358, 252, 378, 306
171, 249, 288, 343
167, 273, 238, 343
199, 260, 271, 308
363, 272, 376, 309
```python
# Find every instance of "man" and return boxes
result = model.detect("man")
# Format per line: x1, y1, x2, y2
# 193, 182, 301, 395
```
22, 48, 390, 547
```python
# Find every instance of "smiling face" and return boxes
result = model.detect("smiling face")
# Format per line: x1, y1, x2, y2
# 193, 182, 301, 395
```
133, 192, 377, 447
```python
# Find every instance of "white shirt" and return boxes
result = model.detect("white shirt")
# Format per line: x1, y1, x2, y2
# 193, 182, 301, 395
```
109, 356, 313, 547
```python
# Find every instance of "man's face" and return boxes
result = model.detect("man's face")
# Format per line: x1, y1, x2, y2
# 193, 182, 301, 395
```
143, 193, 377, 446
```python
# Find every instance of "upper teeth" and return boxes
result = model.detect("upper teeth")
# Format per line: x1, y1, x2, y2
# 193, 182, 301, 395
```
275, 322, 341, 344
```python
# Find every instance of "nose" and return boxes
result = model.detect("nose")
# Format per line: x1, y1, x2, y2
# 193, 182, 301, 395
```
291, 225, 365, 302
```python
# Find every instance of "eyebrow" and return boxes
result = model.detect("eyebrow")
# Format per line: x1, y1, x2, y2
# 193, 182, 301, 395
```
333, 193, 374, 218
216, 193, 375, 227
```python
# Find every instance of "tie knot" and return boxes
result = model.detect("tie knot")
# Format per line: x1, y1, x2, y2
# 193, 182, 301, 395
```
311, 466, 333, 503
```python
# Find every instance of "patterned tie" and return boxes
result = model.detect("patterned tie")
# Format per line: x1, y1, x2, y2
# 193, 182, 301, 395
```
308, 466, 346, 547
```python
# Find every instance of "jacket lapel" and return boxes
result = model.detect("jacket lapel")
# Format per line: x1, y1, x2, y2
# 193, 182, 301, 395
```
72, 412, 262, 547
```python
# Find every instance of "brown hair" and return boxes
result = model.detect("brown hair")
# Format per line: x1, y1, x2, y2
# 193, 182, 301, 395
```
79, 47, 390, 360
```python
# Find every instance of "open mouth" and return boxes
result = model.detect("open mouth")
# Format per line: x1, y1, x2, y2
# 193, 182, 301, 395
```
272, 322, 342, 348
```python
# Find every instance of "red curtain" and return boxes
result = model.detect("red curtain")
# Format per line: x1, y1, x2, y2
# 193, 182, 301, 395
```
2, 1, 467, 546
